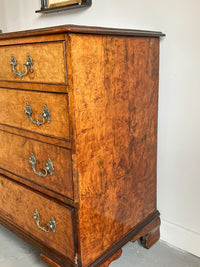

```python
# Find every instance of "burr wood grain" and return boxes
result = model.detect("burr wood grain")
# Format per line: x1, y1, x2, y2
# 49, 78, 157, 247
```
70, 34, 159, 265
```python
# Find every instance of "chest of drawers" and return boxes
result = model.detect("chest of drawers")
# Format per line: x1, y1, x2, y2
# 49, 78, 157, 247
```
0, 25, 164, 267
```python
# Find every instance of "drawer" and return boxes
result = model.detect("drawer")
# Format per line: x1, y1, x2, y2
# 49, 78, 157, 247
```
0, 42, 67, 85
0, 174, 75, 260
0, 88, 70, 140
0, 130, 73, 199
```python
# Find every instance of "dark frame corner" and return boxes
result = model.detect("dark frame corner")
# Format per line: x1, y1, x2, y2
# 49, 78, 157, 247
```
36, 0, 92, 14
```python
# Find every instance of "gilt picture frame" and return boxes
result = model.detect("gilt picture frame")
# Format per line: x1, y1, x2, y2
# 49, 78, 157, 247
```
48, 0, 82, 8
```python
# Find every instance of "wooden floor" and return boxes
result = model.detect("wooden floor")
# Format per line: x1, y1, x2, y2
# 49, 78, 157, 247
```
0, 224, 199, 267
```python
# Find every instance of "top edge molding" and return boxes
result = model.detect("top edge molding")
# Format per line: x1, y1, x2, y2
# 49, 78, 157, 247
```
0, 25, 165, 40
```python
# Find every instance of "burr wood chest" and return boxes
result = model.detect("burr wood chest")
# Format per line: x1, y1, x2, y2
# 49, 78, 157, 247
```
0, 25, 164, 267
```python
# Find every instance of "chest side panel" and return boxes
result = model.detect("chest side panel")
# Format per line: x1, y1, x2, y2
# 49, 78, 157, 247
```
64, 33, 159, 266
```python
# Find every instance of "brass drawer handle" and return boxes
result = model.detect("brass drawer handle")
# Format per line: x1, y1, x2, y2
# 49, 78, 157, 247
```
33, 209, 56, 233
25, 102, 51, 126
29, 153, 54, 178
10, 54, 34, 78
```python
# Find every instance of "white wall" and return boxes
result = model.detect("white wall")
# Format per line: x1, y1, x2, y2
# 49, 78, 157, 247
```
0, 0, 200, 258
0, 0, 6, 31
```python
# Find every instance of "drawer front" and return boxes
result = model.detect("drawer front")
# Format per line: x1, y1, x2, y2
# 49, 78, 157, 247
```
0, 42, 67, 84
0, 130, 73, 199
0, 88, 70, 140
0, 174, 75, 260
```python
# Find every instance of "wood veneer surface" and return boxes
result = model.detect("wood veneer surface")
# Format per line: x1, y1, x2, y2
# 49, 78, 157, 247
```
0, 88, 70, 140
0, 124, 71, 149
0, 81, 68, 93
0, 130, 73, 199
0, 174, 75, 260
70, 34, 159, 265
0, 42, 67, 84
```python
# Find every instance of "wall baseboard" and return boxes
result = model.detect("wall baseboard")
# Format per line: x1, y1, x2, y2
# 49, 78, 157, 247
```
160, 219, 200, 257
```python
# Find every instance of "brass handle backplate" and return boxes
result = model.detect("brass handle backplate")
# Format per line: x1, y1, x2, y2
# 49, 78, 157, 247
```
25, 102, 51, 126
10, 54, 34, 78
33, 209, 56, 233
29, 153, 54, 178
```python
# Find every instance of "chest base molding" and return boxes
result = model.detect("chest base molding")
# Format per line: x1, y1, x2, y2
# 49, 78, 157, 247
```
0, 209, 160, 267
